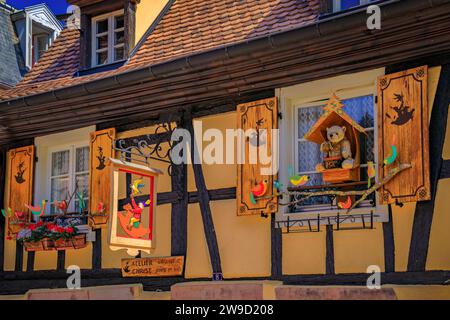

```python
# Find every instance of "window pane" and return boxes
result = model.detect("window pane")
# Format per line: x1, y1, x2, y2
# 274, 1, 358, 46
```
340, 0, 361, 10
97, 51, 108, 65
96, 19, 108, 34
51, 150, 70, 176
76, 147, 89, 172
51, 177, 69, 214
114, 46, 124, 61
297, 105, 323, 138
298, 141, 322, 173
115, 15, 124, 29
342, 95, 374, 128
96, 35, 108, 50
115, 31, 124, 45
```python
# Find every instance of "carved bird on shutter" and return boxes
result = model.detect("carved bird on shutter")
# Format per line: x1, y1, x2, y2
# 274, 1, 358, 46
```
386, 93, 415, 126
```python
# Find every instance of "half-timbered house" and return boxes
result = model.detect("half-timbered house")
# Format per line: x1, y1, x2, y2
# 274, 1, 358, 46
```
1, 0, 450, 299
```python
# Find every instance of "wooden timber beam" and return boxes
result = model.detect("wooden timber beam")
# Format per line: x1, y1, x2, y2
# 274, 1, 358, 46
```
325, 225, 335, 275
408, 64, 450, 271
271, 213, 282, 279
185, 110, 222, 275
440, 159, 450, 179
383, 206, 395, 273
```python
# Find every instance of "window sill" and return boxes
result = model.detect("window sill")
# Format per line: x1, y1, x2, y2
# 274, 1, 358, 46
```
276, 205, 389, 232
76, 60, 126, 77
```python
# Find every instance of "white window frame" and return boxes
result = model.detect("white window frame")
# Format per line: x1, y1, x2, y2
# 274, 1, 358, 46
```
91, 10, 125, 67
332, 0, 373, 12
47, 142, 90, 214
276, 70, 389, 226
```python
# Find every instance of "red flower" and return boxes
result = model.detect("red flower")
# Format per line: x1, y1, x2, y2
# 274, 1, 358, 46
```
37, 221, 44, 227
65, 227, 74, 234
29, 224, 37, 231
19, 223, 25, 228
6, 236, 12, 241
46, 223, 55, 230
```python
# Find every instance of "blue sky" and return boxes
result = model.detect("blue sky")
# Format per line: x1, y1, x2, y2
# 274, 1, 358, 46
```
6, 0, 69, 15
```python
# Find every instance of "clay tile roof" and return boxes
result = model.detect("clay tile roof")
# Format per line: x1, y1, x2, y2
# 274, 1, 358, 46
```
0, 0, 320, 101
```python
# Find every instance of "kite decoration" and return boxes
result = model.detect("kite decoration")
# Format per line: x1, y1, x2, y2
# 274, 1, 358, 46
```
25, 200, 47, 217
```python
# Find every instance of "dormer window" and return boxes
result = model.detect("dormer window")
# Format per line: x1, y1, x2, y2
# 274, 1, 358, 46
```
332, 0, 378, 12
91, 10, 125, 67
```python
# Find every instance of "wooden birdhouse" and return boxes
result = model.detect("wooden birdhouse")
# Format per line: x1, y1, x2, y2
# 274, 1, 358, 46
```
304, 93, 366, 184
108, 158, 163, 256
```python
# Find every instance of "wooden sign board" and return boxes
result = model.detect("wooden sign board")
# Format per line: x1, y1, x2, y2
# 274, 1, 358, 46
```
121, 256, 184, 277
377, 66, 430, 204
236, 97, 278, 216
109, 158, 163, 256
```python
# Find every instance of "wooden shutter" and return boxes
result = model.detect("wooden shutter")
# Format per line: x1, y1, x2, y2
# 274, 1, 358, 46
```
89, 128, 116, 228
377, 65, 430, 204
6, 146, 34, 236
237, 97, 278, 216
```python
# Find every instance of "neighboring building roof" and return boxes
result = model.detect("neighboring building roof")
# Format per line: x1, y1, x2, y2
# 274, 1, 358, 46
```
0, 0, 320, 101
0, 4, 25, 87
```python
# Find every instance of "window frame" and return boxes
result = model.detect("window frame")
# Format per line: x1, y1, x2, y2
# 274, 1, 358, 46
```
332, 0, 373, 12
276, 70, 389, 225
91, 10, 125, 67
46, 142, 90, 214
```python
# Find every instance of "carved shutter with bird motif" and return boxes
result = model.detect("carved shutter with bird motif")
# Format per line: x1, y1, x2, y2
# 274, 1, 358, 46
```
6, 145, 34, 236
377, 66, 430, 204
237, 98, 278, 216
89, 128, 116, 228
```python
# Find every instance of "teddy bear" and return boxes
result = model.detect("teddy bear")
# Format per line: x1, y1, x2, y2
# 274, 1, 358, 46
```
315, 125, 355, 172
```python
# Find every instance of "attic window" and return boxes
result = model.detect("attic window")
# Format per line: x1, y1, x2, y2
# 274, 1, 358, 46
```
332, 0, 378, 12
91, 10, 125, 67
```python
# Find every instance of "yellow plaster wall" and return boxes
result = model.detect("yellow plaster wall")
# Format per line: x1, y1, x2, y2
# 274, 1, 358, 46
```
333, 224, 385, 274
426, 178, 450, 270
282, 231, 326, 275
135, 0, 169, 46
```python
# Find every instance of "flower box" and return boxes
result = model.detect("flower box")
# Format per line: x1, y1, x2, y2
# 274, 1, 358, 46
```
24, 238, 54, 252
89, 214, 109, 228
54, 234, 87, 250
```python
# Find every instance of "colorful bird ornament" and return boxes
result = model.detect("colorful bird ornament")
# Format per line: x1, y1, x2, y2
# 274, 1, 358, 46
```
25, 200, 47, 217
288, 165, 310, 186
273, 180, 283, 192
53, 200, 68, 213
77, 192, 86, 214
130, 178, 145, 195
338, 196, 352, 209
383, 145, 398, 166
1, 207, 12, 218
367, 161, 376, 188
14, 211, 26, 220
97, 202, 106, 214
251, 180, 268, 197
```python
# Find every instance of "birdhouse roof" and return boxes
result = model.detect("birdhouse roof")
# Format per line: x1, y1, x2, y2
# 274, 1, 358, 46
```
108, 158, 163, 176
303, 93, 367, 145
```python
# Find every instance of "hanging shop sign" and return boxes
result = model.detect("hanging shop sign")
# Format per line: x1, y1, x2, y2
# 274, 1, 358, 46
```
121, 256, 184, 277
109, 158, 163, 256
